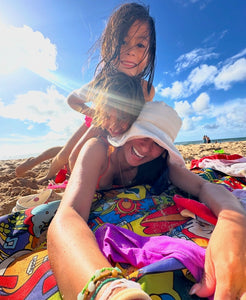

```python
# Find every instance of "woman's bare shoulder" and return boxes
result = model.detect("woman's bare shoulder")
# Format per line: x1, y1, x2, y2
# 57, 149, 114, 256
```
82, 136, 109, 157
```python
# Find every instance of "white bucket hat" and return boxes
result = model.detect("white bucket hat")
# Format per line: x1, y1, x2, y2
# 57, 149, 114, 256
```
108, 101, 185, 166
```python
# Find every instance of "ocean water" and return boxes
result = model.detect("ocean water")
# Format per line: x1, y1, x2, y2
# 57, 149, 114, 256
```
175, 136, 246, 146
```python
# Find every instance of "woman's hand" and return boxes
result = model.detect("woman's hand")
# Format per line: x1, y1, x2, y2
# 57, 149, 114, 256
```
190, 210, 246, 299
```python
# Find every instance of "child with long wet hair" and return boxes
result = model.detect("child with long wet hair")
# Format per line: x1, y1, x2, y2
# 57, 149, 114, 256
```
16, 2, 156, 183
94, 2, 156, 94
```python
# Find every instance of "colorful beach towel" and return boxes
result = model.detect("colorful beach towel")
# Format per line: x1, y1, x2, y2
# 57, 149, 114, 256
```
0, 166, 245, 299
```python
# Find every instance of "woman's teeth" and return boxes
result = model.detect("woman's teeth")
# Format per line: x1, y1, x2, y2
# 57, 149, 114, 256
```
133, 147, 144, 158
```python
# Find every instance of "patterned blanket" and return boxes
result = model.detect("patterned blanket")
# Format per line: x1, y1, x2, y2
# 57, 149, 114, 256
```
0, 165, 245, 300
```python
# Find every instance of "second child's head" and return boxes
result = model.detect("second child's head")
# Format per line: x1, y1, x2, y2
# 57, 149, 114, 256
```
92, 72, 145, 137
98, 2, 156, 94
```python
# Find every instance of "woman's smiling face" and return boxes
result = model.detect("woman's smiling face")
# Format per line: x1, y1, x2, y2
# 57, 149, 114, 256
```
123, 137, 164, 166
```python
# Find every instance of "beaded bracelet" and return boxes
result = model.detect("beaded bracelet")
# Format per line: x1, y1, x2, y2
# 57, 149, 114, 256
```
77, 267, 125, 300
90, 277, 119, 300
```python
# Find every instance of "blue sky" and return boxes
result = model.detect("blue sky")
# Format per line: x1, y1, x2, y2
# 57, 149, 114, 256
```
0, 0, 246, 159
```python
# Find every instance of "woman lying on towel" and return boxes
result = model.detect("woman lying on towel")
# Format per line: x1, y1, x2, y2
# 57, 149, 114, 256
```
48, 101, 246, 300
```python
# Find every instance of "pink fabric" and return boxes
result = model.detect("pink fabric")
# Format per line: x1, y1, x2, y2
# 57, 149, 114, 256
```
95, 223, 205, 282
47, 180, 68, 190
85, 115, 93, 128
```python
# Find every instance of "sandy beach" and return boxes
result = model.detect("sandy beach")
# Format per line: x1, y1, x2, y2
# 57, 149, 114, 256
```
1, 140, 246, 216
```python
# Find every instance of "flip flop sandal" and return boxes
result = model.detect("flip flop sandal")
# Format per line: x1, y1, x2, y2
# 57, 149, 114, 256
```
15, 189, 63, 211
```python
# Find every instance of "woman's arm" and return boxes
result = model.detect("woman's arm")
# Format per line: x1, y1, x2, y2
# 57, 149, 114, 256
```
47, 139, 111, 299
48, 207, 112, 300
169, 163, 244, 215
169, 163, 246, 299
69, 125, 106, 171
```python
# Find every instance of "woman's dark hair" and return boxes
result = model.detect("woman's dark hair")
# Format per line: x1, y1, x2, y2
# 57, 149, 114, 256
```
133, 152, 170, 195
94, 2, 156, 95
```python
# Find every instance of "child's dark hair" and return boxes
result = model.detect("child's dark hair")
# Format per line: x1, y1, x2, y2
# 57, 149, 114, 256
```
91, 72, 145, 128
95, 2, 156, 95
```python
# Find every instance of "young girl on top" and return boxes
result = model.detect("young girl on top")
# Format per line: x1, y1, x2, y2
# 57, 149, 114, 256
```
15, 2, 156, 182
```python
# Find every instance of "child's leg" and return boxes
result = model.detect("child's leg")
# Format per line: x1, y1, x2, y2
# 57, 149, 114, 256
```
37, 123, 88, 183
15, 146, 62, 177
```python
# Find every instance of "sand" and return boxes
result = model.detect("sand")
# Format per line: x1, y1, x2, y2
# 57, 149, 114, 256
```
0, 141, 246, 216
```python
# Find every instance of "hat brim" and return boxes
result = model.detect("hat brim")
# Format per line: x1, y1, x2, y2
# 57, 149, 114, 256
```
108, 120, 185, 166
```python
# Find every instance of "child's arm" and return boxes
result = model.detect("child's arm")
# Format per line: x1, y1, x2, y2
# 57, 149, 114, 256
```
141, 80, 155, 102
67, 85, 95, 118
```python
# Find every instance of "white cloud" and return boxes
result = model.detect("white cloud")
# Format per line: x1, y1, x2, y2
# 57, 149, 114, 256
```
202, 30, 228, 46
192, 92, 210, 113
181, 117, 193, 130
174, 92, 210, 127
157, 49, 246, 102
0, 86, 83, 135
175, 48, 218, 72
155, 83, 164, 94
179, 98, 246, 139
228, 48, 246, 62
214, 98, 246, 127
187, 64, 217, 94
178, 0, 211, 10
174, 100, 192, 118
157, 64, 217, 99
214, 58, 246, 90
0, 23, 57, 76
158, 81, 185, 99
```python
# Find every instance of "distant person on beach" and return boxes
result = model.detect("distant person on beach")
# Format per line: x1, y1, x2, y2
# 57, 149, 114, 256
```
15, 2, 156, 183
203, 135, 211, 144
48, 101, 246, 300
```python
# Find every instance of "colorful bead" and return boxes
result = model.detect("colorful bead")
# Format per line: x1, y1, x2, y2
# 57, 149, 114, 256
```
77, 292, 84, 300
77, 267, 126, 300
88, 281, 96, 292
111, 268, 118, 277
94, 269, 101, 277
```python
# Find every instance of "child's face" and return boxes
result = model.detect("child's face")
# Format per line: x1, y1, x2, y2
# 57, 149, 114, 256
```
117, 21, 150, 77
101, 108, 131, 137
